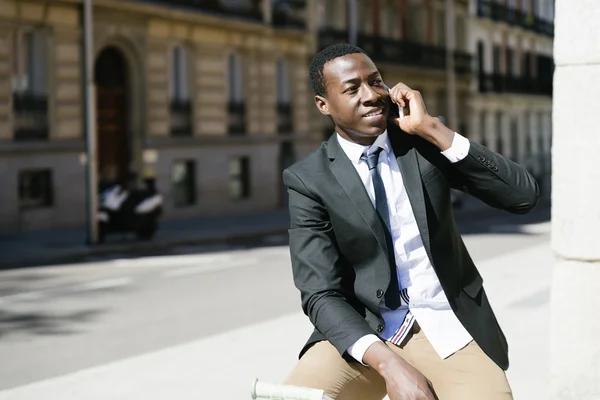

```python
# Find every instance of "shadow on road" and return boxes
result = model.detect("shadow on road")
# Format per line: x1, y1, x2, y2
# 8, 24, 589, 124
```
0, 308, 106, 338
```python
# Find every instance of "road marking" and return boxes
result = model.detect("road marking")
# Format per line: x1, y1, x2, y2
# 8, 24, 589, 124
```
111, 253, 229, 269
489, 221, 551, 234
76, 277, 133, 291
162, 258, 257, 278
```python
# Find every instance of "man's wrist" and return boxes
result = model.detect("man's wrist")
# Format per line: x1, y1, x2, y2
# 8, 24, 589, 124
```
363, 341, 407, 376
418, 116, 455, 151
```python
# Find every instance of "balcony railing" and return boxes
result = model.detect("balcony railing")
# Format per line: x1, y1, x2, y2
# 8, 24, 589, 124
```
170, 99, 193, 137
277, 103, 293, 134
454, 51, 472, 74
319, 29, 451, 71
272, 11, 305, 29
272, 0, 306, 29
477, 0, 554, 37
12, 93, 49, 141
228, 101, 246, 135
319, 29, 475, 74
129, 0, 263, 22
478, 73, 552, 96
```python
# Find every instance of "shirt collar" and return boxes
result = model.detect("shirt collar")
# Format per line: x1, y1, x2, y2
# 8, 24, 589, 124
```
336, 130, 391, 165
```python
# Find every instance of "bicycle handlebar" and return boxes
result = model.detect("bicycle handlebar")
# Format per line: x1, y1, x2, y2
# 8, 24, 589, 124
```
251, 377, 332, 400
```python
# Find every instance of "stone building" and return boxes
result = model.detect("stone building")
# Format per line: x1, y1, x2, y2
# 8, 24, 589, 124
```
0, 0, 555, 235
469, 0, 554, 193
0, 0, 314, 234
309, 0, 475, 140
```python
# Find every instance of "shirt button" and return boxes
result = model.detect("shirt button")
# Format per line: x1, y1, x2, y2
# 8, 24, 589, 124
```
377, 324, 385, 333
376, 289, 384, 298
478, 155, 486, 162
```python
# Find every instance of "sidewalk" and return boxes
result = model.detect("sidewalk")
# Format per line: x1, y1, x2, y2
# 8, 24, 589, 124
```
0, 240, 553, 400
0, 195, 519, 269
0, 209, 290, 269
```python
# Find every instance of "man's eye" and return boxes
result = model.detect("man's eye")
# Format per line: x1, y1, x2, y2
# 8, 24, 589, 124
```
344, 87, 358, 94
373, 79, 383, 85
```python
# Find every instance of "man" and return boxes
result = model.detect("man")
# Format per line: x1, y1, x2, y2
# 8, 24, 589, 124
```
282, 43, 539, 400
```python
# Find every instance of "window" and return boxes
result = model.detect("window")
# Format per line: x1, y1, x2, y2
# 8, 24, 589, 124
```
380, 0, 399, 38
410, 4, 424, 42
276, 59, 292, 134
523, 52, 531, 78
477, 41, 485, 73
493, 45, 501, 74
455, 16, 466, 51
436, 9, 445, 47
11, 28, 48, 140
172, 160, 196, 207
495, 112, 503, 154
538, 112, 546, 152
510, 119, 519, 161
229, 156, 250, 200
228, 53, 245, 135
480, 113, 488, 147
169, 45, 192, 136
18, 169, 53, 208
506, 48, 514, 76
357, 0, 372, 34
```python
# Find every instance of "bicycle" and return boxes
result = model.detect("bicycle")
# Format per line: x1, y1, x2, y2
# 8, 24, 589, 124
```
251, 378, 333, 400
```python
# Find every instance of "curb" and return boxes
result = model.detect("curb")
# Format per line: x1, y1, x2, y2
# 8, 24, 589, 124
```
1, 227, 290, 270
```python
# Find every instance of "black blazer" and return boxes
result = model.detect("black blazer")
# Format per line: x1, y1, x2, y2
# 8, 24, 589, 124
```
283, 123, 539, 370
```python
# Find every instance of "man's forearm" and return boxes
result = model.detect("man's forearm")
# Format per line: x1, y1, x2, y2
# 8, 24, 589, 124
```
363, 341, 409, 378
417, 116, 455, 151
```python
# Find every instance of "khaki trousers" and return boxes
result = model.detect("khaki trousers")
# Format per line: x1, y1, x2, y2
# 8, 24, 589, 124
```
284, 324, 513, 400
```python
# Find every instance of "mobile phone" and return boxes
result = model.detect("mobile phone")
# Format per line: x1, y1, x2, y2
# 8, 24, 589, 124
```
384, 85, 404, 120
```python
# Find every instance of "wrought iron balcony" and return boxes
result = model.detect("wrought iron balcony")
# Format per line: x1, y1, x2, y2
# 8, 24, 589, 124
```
228, 101, 246, 135
272, 0, 306, 29
170, 99, 193, 137
478, 73, 552, 96
319, 29, 450, 71
128, 0, 263, 22
477, 0, 554, 37
12, 93, 49, 141
454, 51, 473, 74
276, 103, 293, 134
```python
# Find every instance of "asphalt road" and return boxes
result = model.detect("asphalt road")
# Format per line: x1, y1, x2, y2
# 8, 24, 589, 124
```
0, 205, 550, 391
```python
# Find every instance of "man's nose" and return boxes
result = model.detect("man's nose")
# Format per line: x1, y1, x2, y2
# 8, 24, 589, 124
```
361, 84, 381, 104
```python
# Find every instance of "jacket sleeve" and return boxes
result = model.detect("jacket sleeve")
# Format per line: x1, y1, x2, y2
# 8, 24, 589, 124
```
447, 140, 540, 214
283, 168, 375, 356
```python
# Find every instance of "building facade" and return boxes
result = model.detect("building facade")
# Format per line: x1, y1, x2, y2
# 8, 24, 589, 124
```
307, 0, 554, 195
309, 0, 475, 141
0, 0, 554, 234
0, 0, 315, 234
469, 0, 554, 194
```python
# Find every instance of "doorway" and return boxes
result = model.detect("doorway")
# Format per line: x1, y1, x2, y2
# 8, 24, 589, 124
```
95, 46, 130, 188
279, 141, 295, 206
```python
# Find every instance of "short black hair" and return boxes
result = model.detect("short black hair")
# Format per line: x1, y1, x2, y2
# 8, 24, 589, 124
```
309, 43, 366, 97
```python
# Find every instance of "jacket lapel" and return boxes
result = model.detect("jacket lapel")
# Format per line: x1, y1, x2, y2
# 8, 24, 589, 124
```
389, 131, 434, 265
327, 135, 391, 262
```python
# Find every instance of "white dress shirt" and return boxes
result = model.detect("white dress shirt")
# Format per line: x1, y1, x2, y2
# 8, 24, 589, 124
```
336, 130, 473, 364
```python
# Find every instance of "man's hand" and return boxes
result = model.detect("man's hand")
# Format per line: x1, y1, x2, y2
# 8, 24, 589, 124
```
387, 82, 454, 151
363, 342, 438, 400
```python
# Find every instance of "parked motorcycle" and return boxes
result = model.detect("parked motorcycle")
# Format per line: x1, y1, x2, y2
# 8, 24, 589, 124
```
97, 179, 163, 242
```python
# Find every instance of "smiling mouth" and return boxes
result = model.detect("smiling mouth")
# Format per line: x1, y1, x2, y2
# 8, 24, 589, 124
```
364, 109, 384, 118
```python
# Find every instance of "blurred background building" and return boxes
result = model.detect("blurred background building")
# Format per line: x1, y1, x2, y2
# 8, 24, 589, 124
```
0, 0, 554, 235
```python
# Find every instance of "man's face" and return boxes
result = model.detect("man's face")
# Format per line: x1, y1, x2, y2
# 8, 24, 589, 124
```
316, 53, 389, 144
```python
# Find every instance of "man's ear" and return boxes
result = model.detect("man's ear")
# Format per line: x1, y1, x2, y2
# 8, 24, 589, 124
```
314, 95, 330, 116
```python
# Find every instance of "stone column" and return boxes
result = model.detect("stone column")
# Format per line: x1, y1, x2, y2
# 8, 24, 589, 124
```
551, 1, 600, 398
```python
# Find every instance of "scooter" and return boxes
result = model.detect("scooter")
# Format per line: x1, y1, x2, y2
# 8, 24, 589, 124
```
97, 179, 163, 242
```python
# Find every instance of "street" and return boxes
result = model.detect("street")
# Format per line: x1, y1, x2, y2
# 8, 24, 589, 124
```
0, 205, 552, 400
